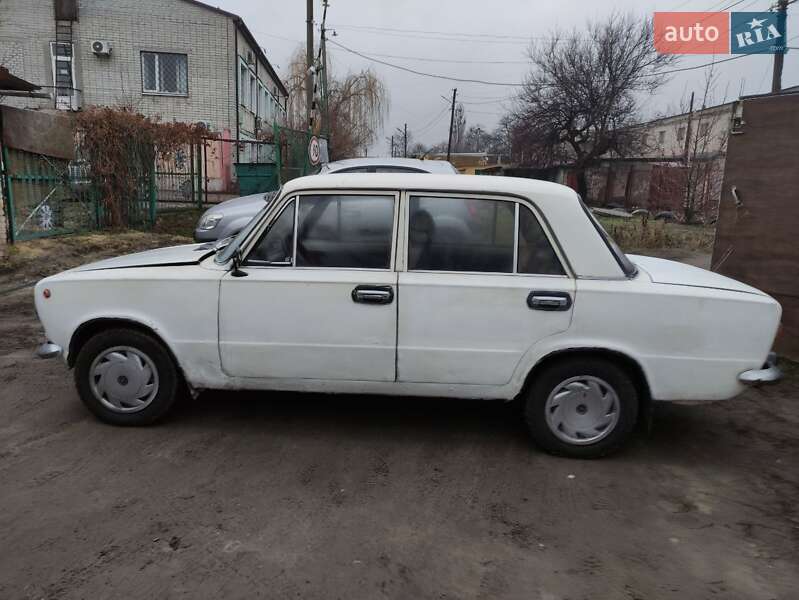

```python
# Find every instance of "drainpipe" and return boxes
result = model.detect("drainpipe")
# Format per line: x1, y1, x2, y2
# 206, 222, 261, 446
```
234, 21, 240, 163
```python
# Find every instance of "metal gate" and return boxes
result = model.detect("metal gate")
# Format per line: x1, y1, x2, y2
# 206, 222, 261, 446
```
154, 143, 203, 210
1, 144, 99, 242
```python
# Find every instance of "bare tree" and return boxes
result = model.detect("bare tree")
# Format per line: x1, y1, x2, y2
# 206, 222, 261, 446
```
284, 48, 389, 159
681, 69, 729, 223
451, 103, 466, 152
510, 13, 676, 196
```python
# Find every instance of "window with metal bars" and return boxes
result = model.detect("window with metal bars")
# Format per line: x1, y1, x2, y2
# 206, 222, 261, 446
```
141, 52, 188, 95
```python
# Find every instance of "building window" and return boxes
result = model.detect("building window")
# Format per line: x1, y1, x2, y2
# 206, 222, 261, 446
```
677, 126, 686, 141
141, 52, 188, 95
240, 62, 248, 107
657, 130, 666, 144
699, 122, 710, 137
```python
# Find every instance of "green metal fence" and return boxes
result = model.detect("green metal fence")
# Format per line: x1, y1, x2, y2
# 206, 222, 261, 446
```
1, 145, 100, 242
0, 130, 323, 243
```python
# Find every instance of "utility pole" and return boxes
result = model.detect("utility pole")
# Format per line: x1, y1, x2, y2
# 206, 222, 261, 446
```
771, 0, 789, 93
390, 135, 394, 157
446, 88, 457, 161
306, 0, 314, 130
319, 0, 330, 144
404, 123, 408, 157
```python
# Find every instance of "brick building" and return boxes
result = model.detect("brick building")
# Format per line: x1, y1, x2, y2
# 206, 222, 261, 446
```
0, 0, 288, 143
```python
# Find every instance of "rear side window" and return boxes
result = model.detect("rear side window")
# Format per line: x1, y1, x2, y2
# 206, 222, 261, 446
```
517, 206, 565, 275
296, 194, 395, 269
408, 196, 515, 273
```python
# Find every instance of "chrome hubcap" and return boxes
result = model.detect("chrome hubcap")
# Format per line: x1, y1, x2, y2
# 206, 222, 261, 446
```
89, 346, 159, 413
545, 375, 620, 445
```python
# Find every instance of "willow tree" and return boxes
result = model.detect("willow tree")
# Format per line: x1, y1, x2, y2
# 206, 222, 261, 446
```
284, 48, 388, 159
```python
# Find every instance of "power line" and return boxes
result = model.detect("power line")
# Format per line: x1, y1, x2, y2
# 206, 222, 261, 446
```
327, 49, 528, 65
328, 39, 528, 86
329, 23, 533, 40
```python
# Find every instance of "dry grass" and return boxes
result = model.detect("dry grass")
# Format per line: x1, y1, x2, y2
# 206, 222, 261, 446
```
598, 216, 715, 254
0, 208, 202, 286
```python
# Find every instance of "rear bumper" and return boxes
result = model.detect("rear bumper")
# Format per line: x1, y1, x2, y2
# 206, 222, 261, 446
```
36, 342, 62, 359
739, 352, 782, 385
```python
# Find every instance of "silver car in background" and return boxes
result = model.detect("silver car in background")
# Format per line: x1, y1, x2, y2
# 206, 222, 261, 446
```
194, 158, 458, 241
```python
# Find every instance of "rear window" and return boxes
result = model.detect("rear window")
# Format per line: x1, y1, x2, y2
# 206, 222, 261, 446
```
579, 198, 637, 278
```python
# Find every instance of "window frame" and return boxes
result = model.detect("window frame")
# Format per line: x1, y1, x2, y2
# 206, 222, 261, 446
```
242, 190, 401, 272
140, 51, 188, 97
401, 191, 570, 278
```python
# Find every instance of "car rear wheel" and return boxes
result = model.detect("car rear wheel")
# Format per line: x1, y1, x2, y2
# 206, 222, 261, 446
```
74, 328, 179, 426
524, 357, 638, 458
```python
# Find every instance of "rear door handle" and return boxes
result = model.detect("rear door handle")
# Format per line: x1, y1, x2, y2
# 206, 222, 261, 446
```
527, 291, 572, 311
352, 285, 394, 305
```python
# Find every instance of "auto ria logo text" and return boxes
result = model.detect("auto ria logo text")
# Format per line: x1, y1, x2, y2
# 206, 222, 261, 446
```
654, 11, 787, 54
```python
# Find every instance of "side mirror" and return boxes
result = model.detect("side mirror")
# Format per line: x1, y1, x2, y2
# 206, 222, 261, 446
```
230, 248, 248, 278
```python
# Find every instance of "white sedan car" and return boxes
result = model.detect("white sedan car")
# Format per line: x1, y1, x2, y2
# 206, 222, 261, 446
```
34, 174, 782, 457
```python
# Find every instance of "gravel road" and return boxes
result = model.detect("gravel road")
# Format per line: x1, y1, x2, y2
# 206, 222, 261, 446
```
1, 248, 797, 599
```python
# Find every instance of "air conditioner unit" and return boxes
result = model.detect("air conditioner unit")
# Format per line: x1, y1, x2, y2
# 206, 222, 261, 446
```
91, 40, 112, 56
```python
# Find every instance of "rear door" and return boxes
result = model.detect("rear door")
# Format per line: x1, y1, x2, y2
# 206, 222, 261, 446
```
397, 193, 574, 385
218, 191, 399, 381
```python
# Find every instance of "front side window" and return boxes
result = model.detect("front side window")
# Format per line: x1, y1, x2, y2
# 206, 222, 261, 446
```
142, 52, 187, 95
248, 200, 295, 265
408, 196, 515, 273
295, 195, 395, 269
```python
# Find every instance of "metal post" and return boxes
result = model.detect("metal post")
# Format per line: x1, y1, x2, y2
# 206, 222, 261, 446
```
148, 163, 156, 226
203, 142, 209, 205
189, 143, 196, 208
404, 123, 408, 157
0, 142, 16, 244
771, 0, 788, 93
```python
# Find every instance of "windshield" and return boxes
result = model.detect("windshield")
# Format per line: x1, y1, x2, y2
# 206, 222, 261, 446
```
579, 198, 638, 278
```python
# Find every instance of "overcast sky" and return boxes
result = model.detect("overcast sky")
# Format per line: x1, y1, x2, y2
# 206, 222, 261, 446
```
217, 0, 797, 155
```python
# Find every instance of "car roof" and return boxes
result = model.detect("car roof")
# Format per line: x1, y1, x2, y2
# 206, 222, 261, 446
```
277, 173, 625, 279
322, 157, 458, 174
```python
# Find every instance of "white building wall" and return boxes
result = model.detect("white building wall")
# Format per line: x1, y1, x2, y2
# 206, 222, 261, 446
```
637, 104, 734, 160
0, 0, 287, 138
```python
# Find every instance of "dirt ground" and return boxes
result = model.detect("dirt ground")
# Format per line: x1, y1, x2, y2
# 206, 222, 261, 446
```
1, 226, 798, 599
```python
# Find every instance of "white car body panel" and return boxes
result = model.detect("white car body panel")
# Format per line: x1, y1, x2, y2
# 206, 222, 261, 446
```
34, 174, 782, 404
219, 268, 397, 381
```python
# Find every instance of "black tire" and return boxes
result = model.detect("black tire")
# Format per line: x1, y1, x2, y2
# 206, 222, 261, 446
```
524, 357, 639, 458
74, 328, 180, 426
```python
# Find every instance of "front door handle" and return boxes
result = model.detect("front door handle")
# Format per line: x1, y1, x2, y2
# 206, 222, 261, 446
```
527, 291, 572, 311
352, 285, 394, 305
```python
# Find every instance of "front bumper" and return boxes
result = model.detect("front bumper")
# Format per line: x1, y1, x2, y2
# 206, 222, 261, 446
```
739, 352, 782, 385
36, 342, 62, 359
194, 228, 220, 242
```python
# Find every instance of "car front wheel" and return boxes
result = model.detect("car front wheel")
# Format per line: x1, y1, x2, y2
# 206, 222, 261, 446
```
524, 357, 639, 458
74, 328, 179, 425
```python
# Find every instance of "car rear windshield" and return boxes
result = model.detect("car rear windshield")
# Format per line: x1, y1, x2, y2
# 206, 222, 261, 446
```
579, 198, 638, 278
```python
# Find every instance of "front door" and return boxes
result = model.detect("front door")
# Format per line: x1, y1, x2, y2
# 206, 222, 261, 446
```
397, 194, 574, 385
219, 192, 399, 381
